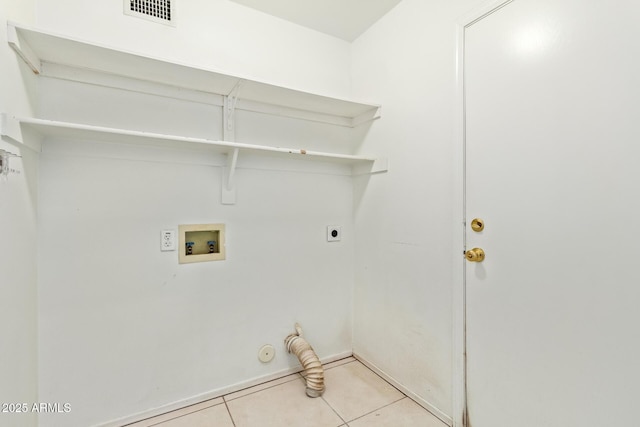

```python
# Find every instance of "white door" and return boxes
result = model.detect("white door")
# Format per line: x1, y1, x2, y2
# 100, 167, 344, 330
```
464, 0, 640, 426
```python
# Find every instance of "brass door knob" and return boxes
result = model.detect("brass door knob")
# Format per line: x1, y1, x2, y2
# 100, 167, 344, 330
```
465, 248, 485, 262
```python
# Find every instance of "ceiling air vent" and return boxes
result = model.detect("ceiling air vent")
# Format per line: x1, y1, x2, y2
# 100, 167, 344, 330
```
124, 0, 175, 26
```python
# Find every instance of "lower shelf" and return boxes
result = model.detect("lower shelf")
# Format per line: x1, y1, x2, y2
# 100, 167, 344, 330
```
0, 114, 387, 175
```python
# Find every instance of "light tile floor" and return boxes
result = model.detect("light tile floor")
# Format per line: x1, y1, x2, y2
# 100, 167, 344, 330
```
126, 357, 446, 427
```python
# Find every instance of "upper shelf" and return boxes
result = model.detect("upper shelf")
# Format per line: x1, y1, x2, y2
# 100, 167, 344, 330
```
7, 22, 381, 127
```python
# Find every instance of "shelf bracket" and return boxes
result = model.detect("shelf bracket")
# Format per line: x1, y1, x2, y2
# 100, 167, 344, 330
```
7, 23, 41, 74
0, 113, 22, 144
352, 157, 389, 176
221, 148, 239, 205
1, 113, 44, 152
352, 106, 382, 127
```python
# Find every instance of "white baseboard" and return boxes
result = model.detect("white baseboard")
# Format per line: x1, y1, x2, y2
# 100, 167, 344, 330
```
97, 351, 352, 427
353, 352, 453, 427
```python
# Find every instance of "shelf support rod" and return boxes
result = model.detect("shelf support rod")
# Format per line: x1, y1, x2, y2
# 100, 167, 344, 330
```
224, 79, 244, 140
221, 80, 243, 205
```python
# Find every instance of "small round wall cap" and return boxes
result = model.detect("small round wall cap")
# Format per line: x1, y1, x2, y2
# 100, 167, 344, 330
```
258, 344, 275, 363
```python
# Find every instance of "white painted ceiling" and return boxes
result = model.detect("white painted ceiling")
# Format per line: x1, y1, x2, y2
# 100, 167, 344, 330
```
229, 0, 403, 42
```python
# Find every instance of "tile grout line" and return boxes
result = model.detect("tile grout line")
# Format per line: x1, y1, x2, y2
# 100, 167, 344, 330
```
319, 394, 348, 426
126, 357, 358, 426
124, 398, 223, 426
226, 357, 355, 403
319, 358, 409, 424
225, 373, 306, 403
287, 358, 357, 426
317, 359, 369, 427
222, 396, 237, 427
344, 396, 407, 424
353, 356, 450, 425
143, 403, 223, 427
354, 357, 406, 397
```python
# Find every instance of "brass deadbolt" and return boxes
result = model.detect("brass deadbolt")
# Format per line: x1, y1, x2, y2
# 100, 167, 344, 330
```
471, 218, 485, 232
465, 248, 485, 262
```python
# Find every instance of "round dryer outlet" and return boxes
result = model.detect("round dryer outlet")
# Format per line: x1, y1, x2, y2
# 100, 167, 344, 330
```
258, 344, 275, 363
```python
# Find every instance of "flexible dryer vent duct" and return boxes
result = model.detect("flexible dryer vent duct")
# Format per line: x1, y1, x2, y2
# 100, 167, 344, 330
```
285, 323, 325, 397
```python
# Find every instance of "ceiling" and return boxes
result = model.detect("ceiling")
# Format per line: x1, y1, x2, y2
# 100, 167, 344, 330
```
229, 0, 403, 42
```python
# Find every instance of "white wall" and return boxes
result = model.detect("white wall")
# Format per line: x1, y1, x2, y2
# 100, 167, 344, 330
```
25, 0, 506, 425
35, 33, 357, 427
351, 0, 486, 423
37, 140, 354, 427
0, 1, 39, 426
35, 0, 352, 100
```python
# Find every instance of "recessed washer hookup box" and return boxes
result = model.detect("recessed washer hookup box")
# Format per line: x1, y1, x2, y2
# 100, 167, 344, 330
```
178, 223, 226, 264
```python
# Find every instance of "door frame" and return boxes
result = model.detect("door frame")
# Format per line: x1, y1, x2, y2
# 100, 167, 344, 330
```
452, 1, 514, 426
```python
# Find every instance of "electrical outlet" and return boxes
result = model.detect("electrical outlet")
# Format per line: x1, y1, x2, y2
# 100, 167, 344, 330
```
327, 225, 342, 242
161, 230, 176, 251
